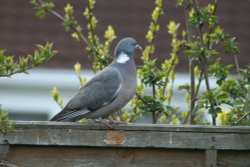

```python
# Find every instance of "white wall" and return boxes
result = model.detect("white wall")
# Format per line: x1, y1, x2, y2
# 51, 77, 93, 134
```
0, 68, 93, 120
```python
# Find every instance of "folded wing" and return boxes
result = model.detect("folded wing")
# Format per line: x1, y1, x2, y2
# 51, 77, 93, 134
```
50, 67, 123, 121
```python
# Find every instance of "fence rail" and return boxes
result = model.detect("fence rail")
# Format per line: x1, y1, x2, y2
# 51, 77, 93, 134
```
1, 121, 250, 167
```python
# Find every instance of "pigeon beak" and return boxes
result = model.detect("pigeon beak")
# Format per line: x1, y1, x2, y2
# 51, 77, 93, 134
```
135, 44, 143, 51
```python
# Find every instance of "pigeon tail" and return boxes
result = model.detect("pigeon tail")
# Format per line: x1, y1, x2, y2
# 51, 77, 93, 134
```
50, 108, 90, 122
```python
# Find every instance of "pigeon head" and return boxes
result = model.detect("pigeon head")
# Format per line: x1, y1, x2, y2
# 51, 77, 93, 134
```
114, 37, 141, 64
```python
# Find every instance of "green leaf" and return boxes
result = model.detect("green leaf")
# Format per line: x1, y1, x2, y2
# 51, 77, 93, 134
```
0, 108, 15, 134
104, 25, 115, 40
64, 3, 73, 15
178, 84, 190, 91
156, 0, 163, 6
152, 7, 161, 22
188, 7, 218, 28
222, 36, 240, 54
146, 30, 153, 43
89, 0, 96, 9
32, 1, 55, 19
167, 21, 180, 36
83, 8, 90, 19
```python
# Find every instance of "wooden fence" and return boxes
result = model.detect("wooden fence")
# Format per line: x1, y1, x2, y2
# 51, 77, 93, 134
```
1, 121, 250, 167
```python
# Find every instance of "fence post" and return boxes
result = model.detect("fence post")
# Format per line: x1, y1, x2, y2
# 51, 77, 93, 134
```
0, 133, 9, 160
205, 149, 217, 167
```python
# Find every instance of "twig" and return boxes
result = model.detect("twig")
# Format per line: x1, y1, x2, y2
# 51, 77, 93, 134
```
207, 0, 218, 49
184, 6, 196, 124
47, 9, 90, 46
189, 62, 196, 124
192, 0, 218, 125
36, 0, 89, 46
0, 67, 30, 77
234, 54, 240, 72
152, 83, 158, 124
195, 71, 203, 98
41, 1, 107, 67
135, 92, 147, 104
162, 55, 177, 97
87, 1, 97, 47
234, 111, 250, 125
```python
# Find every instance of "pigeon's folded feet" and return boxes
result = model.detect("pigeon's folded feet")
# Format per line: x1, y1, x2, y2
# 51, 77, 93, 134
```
93, 118, 126, 129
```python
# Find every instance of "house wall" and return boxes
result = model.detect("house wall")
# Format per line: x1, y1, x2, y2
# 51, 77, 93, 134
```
0, 0, 249, 71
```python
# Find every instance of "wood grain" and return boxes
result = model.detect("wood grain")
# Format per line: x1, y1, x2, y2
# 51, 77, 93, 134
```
0, 121, 250, 167
4, 121, 250, 150
7, 146, 205, 167
217, 150, 250, 167
0, 133, 8, 160
11, 121, 250, 133
206, 149, 217, 167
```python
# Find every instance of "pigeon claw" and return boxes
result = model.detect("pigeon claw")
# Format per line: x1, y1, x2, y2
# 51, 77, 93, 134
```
93, 118, 126, 129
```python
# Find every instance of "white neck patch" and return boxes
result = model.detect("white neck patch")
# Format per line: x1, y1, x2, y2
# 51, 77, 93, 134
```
116, 52, 130, 64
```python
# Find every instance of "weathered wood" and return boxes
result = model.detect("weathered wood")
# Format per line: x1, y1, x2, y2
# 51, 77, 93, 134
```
1, 121, 250, 167
0, 160, 18, 167
7, 146, 205, 167
11, 121, 250, 133
4, 121, 250, 150
217, 151, 250, 167
0, 134, 8, 160
206, 149, 217, 167
0, 145, 8, 160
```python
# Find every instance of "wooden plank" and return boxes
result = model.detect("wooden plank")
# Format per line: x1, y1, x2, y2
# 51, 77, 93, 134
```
0, 133, 7, 145
0, 160, 18, 167
0, 145, 9, 160
4, 123, 250, 150
13, 121, 250, 134
7, 146, 205, 167
218, 150, 250, 167
2, 121, 250, 166
206, 149, 217, 167
0, 133, 8, 160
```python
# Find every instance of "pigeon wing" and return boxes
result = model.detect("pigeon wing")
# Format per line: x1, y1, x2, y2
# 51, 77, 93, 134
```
50, 67, 123, 121
78, 66, 123, 110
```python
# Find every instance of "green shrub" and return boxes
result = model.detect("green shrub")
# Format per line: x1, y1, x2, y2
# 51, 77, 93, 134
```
0, 41, 56, 133
32, 0, 249, 125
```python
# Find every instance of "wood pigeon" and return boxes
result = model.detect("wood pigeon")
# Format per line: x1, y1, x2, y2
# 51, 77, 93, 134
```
50, 37, 141, 122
